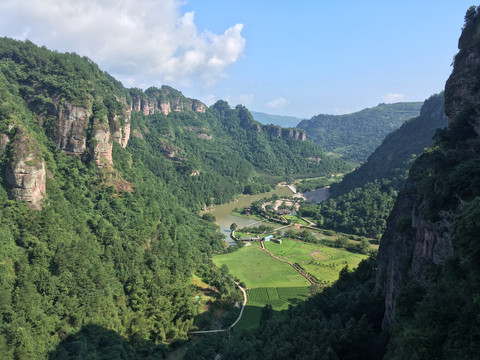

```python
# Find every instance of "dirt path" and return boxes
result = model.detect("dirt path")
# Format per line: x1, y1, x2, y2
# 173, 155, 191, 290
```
255, 243, 316, 284
188, 278, 247, 334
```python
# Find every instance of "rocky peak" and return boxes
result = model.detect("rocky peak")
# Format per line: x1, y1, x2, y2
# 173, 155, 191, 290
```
263, 124, 307, 141
130, 86, 206, 116
282, 128, 306, 141
4, 127, 46, 210
445, 8, 480, 135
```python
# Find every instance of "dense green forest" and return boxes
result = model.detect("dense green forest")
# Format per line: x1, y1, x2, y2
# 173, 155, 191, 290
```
0, 37, 347, 359
297, 102, 422, 164
300, 94, 447, 238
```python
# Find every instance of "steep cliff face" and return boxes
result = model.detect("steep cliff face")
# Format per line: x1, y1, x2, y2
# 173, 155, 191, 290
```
53, 100, 91, 154
130, 85, 206, 116
52, 97, 131, 166
376, 160, 458, 327
445, 10, 480, 134
282, 127, 306, 141
90, 122, 113, 168
264, 124, 307, 141
4, 127, 46, 210
376, 7, 480, 329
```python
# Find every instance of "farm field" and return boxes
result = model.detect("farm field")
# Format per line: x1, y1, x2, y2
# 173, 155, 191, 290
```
265, 238, 367, 284
213, 246, 311, 329
213, 246, 309, 288
283, 215, 309, 225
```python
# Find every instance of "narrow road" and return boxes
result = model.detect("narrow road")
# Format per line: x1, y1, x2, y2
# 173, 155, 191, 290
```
188, 277, 247, 335
228, 280, 247, 328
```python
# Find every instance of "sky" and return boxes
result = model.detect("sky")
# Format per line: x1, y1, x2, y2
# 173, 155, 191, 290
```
0, 0, 476, 118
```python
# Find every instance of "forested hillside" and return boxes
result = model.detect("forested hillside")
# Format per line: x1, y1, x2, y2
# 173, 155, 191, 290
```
297, 102, 422, 163
0, 37, 346, 359
299, 94, 447, 238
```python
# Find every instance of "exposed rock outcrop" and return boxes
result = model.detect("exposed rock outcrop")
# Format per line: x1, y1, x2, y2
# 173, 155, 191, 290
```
51, 98, 131, 167
130, 86, 206, 116
5, 127, 46, 210
109, 112, 131, 149
159, 142, 185, 161
264, 124, 282, 138
282, 128, 306, 141
445, 16, 480, 134
90, 122, 113, 168
264, 124, 306, 141
53, 101, 90, 154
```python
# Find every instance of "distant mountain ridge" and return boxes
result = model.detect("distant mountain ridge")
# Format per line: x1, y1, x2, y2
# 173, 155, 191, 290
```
334, 93, 447, 195
297, 102, 423, 164
300, 93, 448, 238
251, 111, 305, 128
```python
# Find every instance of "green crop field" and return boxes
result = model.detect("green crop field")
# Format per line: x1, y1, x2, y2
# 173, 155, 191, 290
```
265, 238, 366, 284
213, 246, 311, 330
213, 238, 366, 330
213, 246, 310, 288
284, 215, 309, 225
236, 286, 310, 330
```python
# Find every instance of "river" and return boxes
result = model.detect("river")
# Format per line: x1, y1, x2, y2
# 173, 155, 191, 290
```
205, 186, 292, 245
206, 185, 331, 246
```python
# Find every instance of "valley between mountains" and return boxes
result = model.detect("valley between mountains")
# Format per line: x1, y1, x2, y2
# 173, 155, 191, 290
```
1, 4, 480, 360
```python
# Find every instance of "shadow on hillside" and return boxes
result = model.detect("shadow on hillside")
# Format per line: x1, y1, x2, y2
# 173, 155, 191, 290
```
48, 324, 169, 360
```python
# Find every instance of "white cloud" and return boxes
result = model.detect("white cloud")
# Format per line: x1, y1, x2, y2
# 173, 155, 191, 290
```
265, 97, 289, 109
383, 93, 405, 103
200, 94, 218, 106
232, 94, 254, 106
0, 0, 246, 88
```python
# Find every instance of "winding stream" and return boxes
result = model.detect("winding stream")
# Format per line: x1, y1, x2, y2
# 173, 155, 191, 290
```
207, 186, 331, 245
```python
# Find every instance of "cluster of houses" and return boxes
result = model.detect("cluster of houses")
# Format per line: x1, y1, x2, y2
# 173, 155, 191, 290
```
238, 234, 282, 244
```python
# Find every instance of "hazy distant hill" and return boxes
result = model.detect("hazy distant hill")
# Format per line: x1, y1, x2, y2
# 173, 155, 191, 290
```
297, 102, 423, 164
300, 94, 447, 238
334, 93, 447, 195
251, 111, 305, 128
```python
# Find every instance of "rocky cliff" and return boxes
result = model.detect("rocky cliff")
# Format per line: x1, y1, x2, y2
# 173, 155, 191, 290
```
52, 98, 131, 167
263, 124, 307, 141
130, 85, 206, 116
445, 8, 480, 134
376, 7, 480, 329
51, 86, 204, 168
4, 127, 46, 210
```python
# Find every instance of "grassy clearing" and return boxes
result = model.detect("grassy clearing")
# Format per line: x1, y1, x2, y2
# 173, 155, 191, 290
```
213, 246, 309, 288
265, 238, 366, 284
284, 215, 309, 225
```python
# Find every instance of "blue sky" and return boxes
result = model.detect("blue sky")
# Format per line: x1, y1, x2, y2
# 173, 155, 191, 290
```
0, 0, 475, 118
